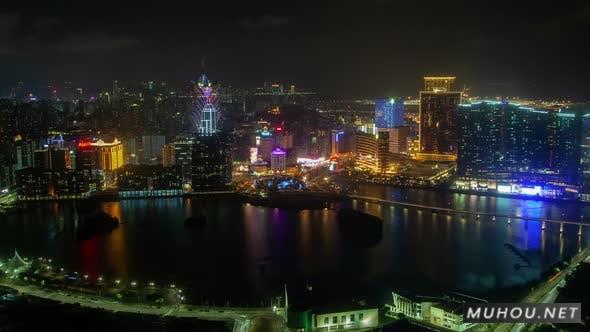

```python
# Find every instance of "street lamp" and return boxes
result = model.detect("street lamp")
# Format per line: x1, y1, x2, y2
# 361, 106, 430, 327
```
98, 276, 103, 282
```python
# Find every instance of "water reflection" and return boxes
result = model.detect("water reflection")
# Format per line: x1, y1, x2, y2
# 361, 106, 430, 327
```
1, 186, 589, 304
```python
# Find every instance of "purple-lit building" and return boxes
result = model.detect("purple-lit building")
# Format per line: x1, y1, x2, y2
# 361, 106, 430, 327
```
271, 147, 287, 173
192, 74, 219, 136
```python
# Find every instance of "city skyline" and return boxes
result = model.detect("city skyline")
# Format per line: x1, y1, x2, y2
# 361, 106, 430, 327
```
2, 2, 590, 332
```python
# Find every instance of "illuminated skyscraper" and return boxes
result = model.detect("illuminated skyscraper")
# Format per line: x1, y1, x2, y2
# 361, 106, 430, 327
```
162, 143, 176, 167
424, 76, 456, 92
354, 132, 378, 171
375, 97, 404, 128
92, 139, 124, 171
457, 101, 582, 188
270, 147, 287, 173
76, 140, 97, 177
419, 85, 461, 160
173, 139, 193, 185
192, 74, 219, 136
190, 73, 232, 192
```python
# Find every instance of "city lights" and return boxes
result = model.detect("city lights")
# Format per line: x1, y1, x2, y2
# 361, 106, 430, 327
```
0, 3, 588, 331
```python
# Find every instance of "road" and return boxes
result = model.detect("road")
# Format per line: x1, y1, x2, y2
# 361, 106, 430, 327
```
491, 247, 590, 332
0, 281, 286, 332
349, 194, 590, 226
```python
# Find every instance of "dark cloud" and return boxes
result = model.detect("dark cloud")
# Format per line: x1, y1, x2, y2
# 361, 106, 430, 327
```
0, 13, 21, 54
0, 0, 589, 99
238, 15, 289, 30
57, 33, 140, 53
0, 12, 139, 55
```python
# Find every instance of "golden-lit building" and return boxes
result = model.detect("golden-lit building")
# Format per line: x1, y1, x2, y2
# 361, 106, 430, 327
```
354, 132, 378, 171
418, 76, 461, 162
162, 143, 176, 167
423, 76, 456, 92
92, 139, 124, 171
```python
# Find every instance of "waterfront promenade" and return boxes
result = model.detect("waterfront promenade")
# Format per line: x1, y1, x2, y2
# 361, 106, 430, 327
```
0, 281, 286, 332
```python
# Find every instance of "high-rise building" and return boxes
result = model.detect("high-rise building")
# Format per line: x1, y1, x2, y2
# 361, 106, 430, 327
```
117, 164, 182, 198
377, 127, 410, 155
377, 130, 391, 173
141, 135, 166, 164
193, 74, 219, 136
173, 139, 193, 185
418, 88, 461, 160
457, 101, 582, 191
49, 148, 71, 170
375, 97, 404, 128
92, 139, 124, 171
34, 149, 50, 169
424, 76, 456, 92
14, 139, 34, 170
390, 127, 410, 154
191, 133, 232, 192
331, 130, 345, 156
276, 132, 294, 149
15, 168, 90, 200
162, 143, 176, 167
270, 147, 287, 173
578, 104, 590, 201
76, 140, 97, 177
33, 147, 71, 170
258, 135, 275, 162
354, 132, 378, 171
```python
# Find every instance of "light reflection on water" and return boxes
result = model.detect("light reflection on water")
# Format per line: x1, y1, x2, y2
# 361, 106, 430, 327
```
0, 185, 589, 305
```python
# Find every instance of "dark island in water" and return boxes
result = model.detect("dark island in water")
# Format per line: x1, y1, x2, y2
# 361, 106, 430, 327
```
184, 214, 207, 228
78, 211, 119, 239
240, 191, 350, 210
336, 208, 383, 247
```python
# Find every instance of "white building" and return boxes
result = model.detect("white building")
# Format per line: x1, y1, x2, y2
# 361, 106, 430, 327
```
270, 147, 287, 173
312, 307, 378, 331
386, 291, 477, 332
385, 292, 422, 319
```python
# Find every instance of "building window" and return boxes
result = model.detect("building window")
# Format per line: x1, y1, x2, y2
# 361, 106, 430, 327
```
324, 317, 328, 325
359, 313, 364, 321
350, 314, 355, 322
333, 316, 338, 324
341, 315, 346, 323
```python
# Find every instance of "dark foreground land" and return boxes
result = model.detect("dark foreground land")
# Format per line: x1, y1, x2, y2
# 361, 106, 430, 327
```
0, 288, 231, 332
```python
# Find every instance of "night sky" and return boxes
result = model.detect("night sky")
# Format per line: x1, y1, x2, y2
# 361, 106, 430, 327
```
1, 0, 589, 98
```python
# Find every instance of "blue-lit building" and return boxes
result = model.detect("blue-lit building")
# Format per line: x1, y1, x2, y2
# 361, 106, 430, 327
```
456, 101, 582, 198
375, 98, 404, 129
574, 105, 590, 201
